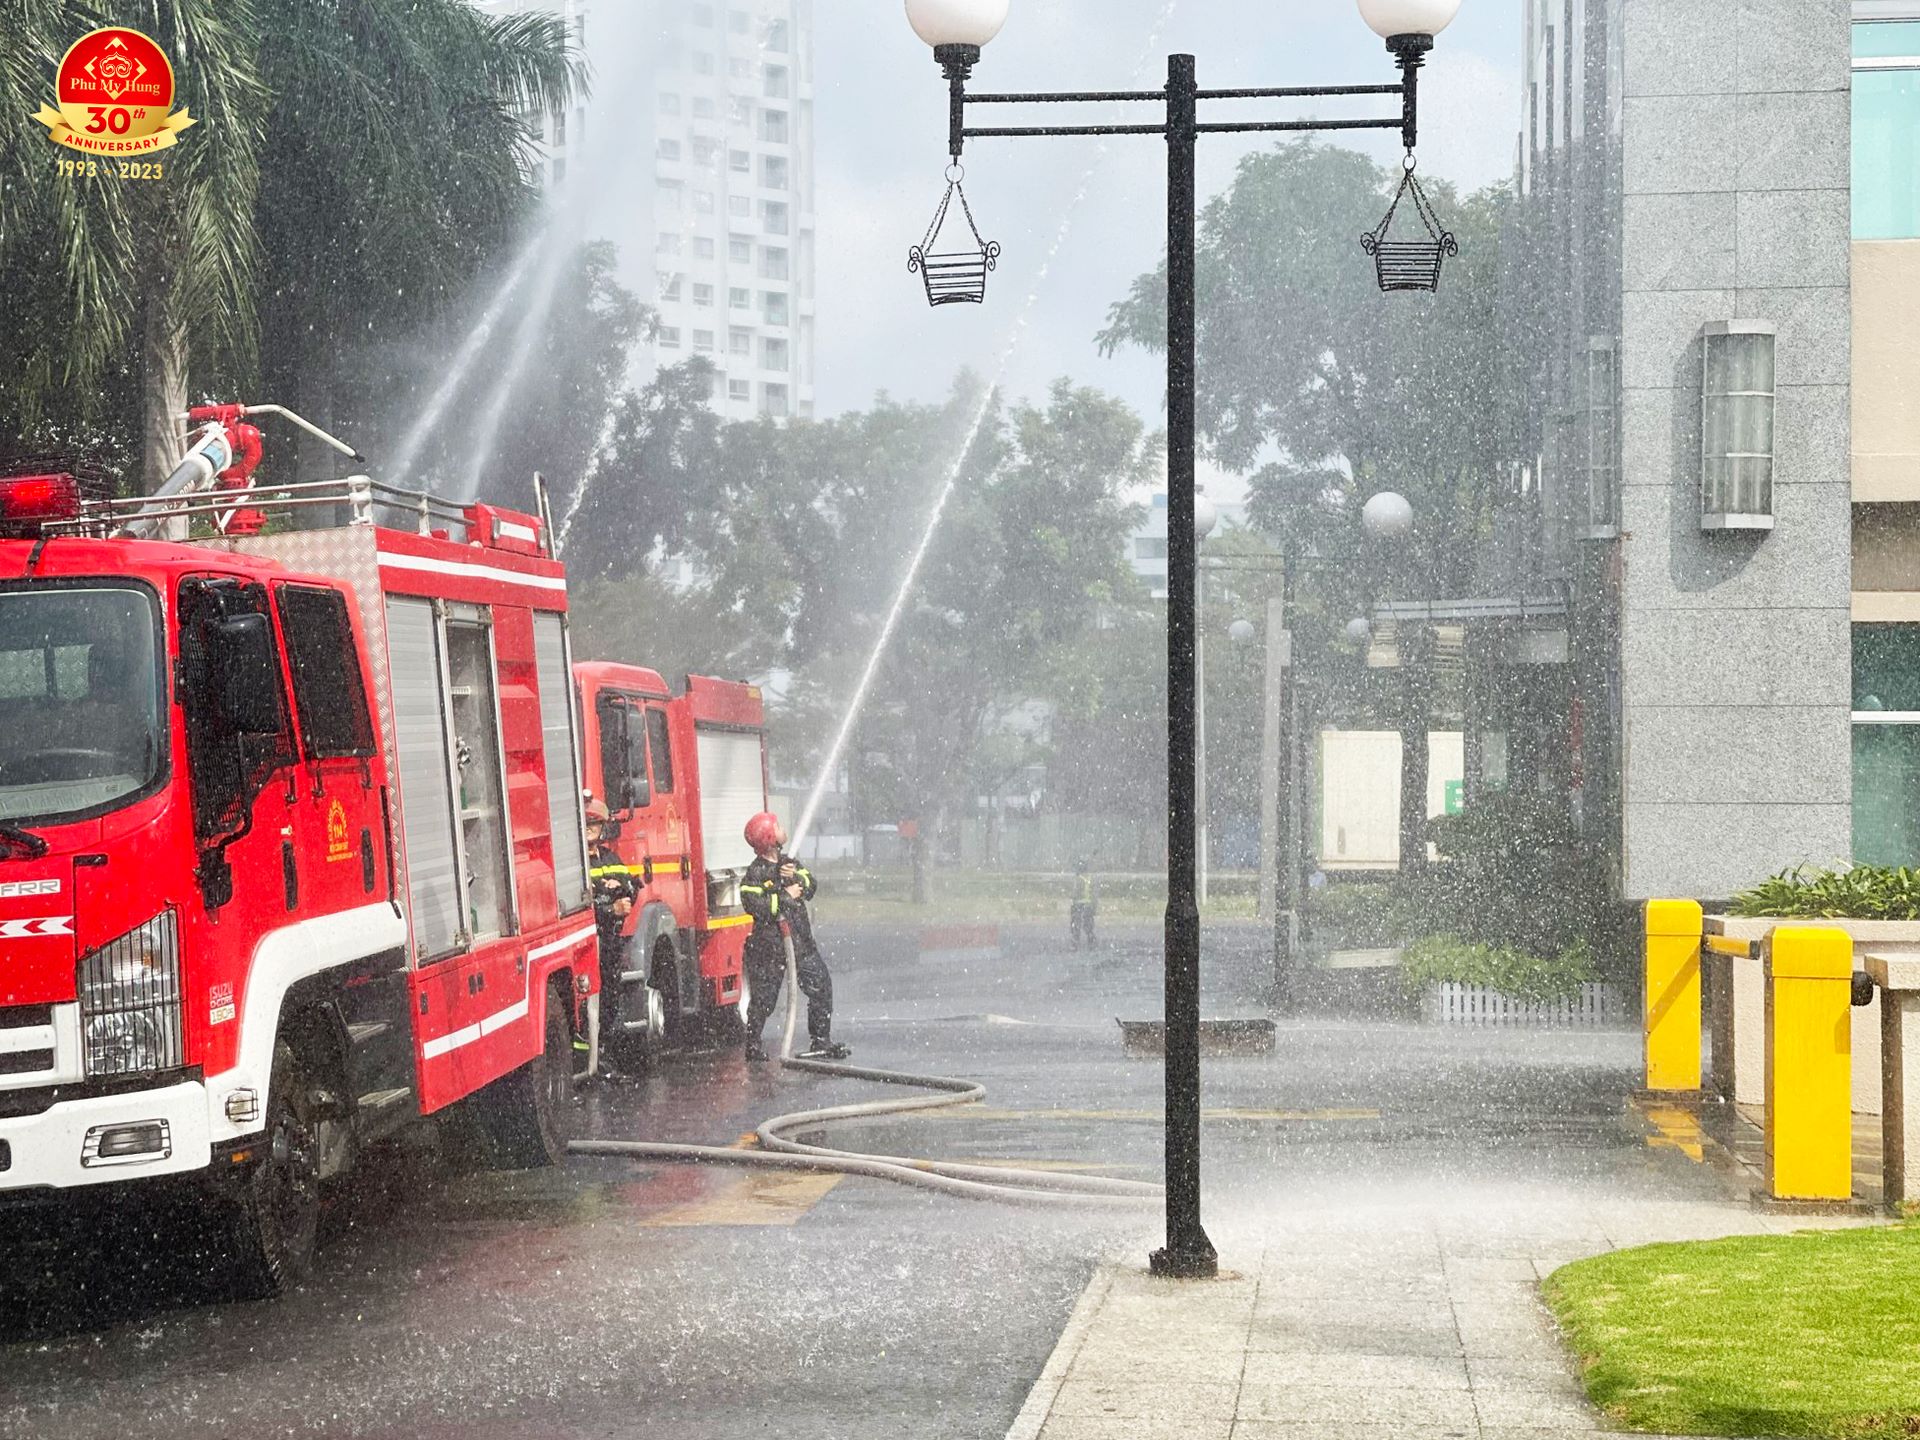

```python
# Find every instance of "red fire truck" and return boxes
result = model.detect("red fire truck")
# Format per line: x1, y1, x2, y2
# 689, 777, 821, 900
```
0, 406, 597, 1293
575, 664, 765, 1061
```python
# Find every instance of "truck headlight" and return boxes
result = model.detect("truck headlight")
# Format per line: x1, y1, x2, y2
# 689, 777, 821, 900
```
78, 911, 183, 1077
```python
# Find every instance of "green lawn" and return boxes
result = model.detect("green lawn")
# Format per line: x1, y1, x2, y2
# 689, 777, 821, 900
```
1544, 1224, 1920, 1438
809, 867, 1259, 926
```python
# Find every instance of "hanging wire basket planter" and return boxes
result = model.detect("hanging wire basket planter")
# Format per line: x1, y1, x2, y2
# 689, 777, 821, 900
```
1361, 156, 1458, 294
908, 165, 1000, 307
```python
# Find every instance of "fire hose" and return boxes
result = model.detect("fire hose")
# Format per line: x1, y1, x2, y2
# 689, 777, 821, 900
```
568, 934, 1163, 1209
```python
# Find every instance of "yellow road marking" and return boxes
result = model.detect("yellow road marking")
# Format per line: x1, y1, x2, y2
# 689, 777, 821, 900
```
638, 1169, 843, 1226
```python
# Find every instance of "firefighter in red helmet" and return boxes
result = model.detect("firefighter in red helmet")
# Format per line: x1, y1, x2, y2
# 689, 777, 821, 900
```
738, 811, 848, 1062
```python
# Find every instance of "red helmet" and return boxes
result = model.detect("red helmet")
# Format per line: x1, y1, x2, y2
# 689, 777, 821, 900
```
744, 812, 784, 852
584, 797, 611, 824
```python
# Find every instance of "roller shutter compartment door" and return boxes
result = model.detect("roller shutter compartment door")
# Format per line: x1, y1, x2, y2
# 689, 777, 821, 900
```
386, 597, 461, 959
697, 729, 766, 874
533, 612, 589, 912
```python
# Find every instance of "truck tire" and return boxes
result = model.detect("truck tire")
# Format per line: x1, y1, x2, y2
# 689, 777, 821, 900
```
480, 989, 574, 1169
228, 1039, 322, 1298
650, 937, 688, 1046
606, 971, 667, 1070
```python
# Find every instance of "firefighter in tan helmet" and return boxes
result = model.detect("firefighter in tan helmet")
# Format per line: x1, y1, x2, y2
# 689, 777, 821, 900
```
738, 811, 848, 1062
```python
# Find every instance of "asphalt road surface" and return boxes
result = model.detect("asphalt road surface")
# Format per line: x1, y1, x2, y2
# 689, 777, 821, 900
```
0, 916, 1695, 1440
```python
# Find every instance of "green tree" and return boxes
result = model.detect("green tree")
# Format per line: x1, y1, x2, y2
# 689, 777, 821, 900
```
1102, 140, 1519, 869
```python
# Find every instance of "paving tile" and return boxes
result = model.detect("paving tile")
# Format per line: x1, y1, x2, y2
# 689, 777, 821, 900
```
1245, 1318, 1464, 1359
1231, 1425, 1477, 1440
1467, 1352, 1585, 1391
1049, 1378, 1240, 1423
1040, 1417, 1234, 1440
1069, 1339, 1247, 1386
1236, 1381, 1481, 1428
1470, 1382, 1605, 1430
1240, 1350, 1471, 1391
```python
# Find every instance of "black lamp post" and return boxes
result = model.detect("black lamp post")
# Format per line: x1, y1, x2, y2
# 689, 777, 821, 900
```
905, 0, 1462, 1282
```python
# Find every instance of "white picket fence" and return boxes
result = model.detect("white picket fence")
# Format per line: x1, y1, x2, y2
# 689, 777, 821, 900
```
1422, 981, 1629, 1029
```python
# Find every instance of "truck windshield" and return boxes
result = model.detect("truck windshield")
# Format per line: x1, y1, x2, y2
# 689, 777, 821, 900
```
0, 586, 164, 825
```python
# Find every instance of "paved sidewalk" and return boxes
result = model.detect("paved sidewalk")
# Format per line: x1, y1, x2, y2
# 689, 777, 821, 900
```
1005, 1186, 1870, 1439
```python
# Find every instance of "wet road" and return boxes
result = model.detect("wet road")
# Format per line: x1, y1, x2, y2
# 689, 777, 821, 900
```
0, 919, 1715, 1439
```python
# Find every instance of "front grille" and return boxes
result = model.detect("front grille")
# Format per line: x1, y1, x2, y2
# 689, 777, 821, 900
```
0, 1050, 54, 1077
0, 1005, 52, 1031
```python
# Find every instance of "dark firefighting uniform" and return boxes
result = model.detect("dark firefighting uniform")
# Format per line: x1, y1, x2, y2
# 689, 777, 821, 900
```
589, 841, 640, 1036
740, 854, 833, 1050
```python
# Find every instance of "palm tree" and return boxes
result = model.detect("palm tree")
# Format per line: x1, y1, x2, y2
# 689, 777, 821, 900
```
0, 0, 582, 489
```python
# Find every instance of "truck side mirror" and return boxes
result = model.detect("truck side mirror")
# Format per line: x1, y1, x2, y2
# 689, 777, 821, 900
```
209, 613, 283, 734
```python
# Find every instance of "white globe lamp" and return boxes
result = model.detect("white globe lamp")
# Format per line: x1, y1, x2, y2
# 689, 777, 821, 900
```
1345, 617, 1373, 643
1356, 0, 1461, 40
905, 0, 1009, 48
1229, 618, 1256, 644
1362, 491, 1414, 542
1193, 494, 1219, 541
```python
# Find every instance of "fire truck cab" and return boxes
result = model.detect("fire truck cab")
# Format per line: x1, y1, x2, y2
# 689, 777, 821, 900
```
575, 664, 766, 1060
0, 463, 596, 1294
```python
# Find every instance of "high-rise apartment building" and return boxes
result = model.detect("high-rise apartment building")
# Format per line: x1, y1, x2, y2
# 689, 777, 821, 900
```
480, 0, 817, 423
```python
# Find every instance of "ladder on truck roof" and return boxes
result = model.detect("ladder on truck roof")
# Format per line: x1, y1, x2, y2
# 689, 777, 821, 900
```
48, 474, 558, 554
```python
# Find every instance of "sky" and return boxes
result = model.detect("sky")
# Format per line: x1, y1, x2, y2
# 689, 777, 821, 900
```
805, 1, 1523, 494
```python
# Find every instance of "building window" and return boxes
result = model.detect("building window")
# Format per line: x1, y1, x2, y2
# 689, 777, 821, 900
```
694, 329, 716, 352
657, 137, 682, 161
767, 17, 790, 52
693, 51, 716, 76
659, 93, 681, 116
761, 155, 789, 191
761, 200, 789, 235
656, 180, 684, 210
551, 157, 567, 184
693, 96, 716, 120
729, 149, 751, 174
729, 327, 752, 357
1855, 20, 1920, 238
760, 246, 789, 280
729, 236, 753, 263
693, 189, 716, 214
694, 236, 716, 260
762, 337, 789, 373
659, 273, 683, 301
762, 383, 790, 418
728, 378, 751, 403
657, 232, 682, 255
691, 2, 714, 24
693, 283, 714, 307
729, 8, 750, 33
731, 97, 754, 126
692, 136, 722, 165
761, 109, 789, 145
765, 65, 790, 100
729, 194, 751, 218
554, 109, 567, 145
1854, 624, 1920, 864
1135, 537, 1168, 561
762, 291, 789, 326
658, 326, 682, 348
730, 286, 750, 309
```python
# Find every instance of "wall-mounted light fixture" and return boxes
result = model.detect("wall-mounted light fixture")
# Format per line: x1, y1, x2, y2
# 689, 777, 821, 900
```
1700, 321, 1777, 532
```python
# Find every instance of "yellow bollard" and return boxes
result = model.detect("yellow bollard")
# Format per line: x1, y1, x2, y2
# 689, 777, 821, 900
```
1764, 926, 1854, 1203
1644, 900, 1703, 1093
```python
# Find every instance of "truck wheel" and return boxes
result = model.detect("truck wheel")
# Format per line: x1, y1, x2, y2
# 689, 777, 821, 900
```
607, 975, 667, 1070
229, 1039, 322, 1298
651, 938, 687, 1047
481, 989, 575, 1169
